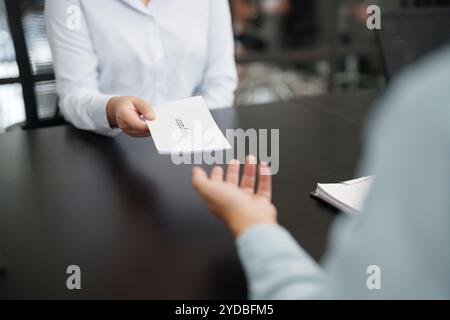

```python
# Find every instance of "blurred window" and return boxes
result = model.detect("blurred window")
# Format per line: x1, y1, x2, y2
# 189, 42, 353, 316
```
0, 0, 56, 133
0, 0, 24, 132
18, 0, 57, 124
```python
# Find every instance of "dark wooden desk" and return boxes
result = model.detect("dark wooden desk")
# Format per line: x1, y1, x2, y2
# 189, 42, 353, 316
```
0, 90, 378, 299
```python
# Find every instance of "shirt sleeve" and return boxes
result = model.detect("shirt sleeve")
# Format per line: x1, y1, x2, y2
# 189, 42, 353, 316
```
45, 0, 120, 136
195, 0, 238, 109
236, 224, 326, 300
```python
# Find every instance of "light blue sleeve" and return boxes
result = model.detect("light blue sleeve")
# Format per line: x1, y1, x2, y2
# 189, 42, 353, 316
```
236, 47, 450, 300
236, 224, 326, 300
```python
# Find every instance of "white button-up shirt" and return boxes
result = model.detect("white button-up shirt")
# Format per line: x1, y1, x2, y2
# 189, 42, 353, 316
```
45, 0, 238, 135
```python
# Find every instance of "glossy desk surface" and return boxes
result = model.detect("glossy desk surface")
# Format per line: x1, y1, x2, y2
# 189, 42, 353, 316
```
0, 90, 378, 299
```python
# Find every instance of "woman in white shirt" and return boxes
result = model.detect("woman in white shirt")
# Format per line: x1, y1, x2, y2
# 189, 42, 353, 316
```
45, 0, 238, 136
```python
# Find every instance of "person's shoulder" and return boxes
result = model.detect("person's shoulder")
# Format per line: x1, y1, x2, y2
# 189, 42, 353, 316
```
365, 46, 450, 144
400, 45, 450, 85
376, 46, 450, 126
391, 46, 450, 113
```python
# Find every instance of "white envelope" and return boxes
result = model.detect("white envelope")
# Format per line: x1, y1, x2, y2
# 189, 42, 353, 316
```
146, 96, 231, 154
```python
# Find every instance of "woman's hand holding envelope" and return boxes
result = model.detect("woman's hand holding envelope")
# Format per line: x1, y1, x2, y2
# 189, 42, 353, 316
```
107, 96, 156, 137
192, 155, 278, 237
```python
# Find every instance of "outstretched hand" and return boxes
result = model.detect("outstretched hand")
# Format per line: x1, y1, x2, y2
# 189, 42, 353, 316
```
192, 155, 277, 237
106, 96, 155, 137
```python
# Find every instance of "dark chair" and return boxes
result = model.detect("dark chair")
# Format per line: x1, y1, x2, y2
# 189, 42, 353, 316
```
5, 0, 64, 129
377, 7, 450, 80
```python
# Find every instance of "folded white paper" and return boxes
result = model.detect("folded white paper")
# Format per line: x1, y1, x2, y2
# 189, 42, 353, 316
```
312, 176, 374, 215
146, 96, 231, 154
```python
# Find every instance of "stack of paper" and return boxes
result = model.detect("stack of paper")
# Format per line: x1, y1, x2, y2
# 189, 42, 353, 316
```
311, 176, 375, 215
146, 96, 231, 154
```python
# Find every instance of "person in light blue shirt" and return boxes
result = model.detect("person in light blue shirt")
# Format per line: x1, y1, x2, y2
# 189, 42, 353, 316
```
192, 47, 450, 299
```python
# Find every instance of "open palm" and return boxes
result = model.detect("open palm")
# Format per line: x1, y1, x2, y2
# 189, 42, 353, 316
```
192, 156, 277, 237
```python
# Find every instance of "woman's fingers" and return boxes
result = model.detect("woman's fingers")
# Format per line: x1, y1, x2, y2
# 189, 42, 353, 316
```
132, 97, 155, 121
211, 166, 224, 182
257, 162, 272, 200
226, 159, 240, 185
122, 108, 150, 133
240, 155, 257, 192
107, 96, 155, 138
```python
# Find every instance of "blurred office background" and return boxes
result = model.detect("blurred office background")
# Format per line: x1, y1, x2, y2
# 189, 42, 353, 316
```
0, 0, 450, 133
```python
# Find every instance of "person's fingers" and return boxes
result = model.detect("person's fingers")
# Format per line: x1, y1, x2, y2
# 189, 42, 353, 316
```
210, 166, 224, 182
240, 155, 257, 192
123, 130, 151, 138
192, 166, 210, 194
225, 159, 240, 185
257, 162, 272, 200
121, 108, 150, 133
132, 97, 155, 121
193, 167, 226, 206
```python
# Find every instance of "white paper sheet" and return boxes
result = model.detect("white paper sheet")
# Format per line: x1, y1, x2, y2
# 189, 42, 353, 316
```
146, 96, 231, 154
314, 176, 374, 215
